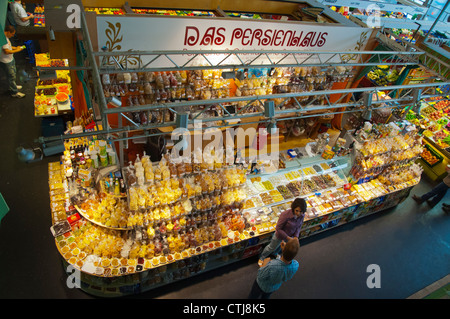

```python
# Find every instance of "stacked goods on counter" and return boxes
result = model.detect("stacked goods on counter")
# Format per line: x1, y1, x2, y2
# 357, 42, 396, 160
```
366, 65, 400, 86
349, 122, 423, 183
34, 53, 73, 116
50, 148, 423, 280
51, 138, 253, 277
67, 109, 96, 133
420, 144, 443, 167
100, 66, 353, 125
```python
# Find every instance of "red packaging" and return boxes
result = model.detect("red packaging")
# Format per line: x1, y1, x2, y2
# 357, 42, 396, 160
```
67, 212, 81, 225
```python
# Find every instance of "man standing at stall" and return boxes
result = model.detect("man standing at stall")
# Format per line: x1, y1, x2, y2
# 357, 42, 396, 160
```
412, 164, 450, 208
1, 25, 25, 98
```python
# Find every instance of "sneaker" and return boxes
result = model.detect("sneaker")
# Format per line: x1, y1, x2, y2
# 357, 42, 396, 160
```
16, 85, 22, 90
412, 195, 423, 204
11, 92, 25, 98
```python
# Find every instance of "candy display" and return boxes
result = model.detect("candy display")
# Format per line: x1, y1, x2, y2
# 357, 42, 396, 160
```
50, 136, 258, 277
46, 110, 428, 299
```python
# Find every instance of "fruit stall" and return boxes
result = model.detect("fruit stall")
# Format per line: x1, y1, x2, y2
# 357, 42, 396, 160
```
405, 97, 450, 180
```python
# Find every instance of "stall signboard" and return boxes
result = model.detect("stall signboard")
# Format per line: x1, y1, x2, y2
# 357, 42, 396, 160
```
96, 15, 370, 68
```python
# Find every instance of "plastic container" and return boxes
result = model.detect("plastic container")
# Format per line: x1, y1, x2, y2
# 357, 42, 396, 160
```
90, 151, 99, 168
100, 154, 108, 167
98, 140, 107, 156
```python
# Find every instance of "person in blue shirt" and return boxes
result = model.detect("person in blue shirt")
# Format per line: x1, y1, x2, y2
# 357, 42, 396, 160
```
248, 237, 300, 299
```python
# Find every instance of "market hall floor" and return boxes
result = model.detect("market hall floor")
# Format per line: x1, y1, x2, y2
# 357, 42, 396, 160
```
0, 53, 449, 299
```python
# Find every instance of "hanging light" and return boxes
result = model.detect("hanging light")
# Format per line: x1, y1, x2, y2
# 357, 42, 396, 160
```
267, 119, 278, 135
362, 92, 373, 107
108, 97, 122, 107
362, 108, 373, 121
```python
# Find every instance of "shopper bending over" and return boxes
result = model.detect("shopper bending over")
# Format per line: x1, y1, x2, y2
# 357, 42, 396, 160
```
258, 197, 307, 267
248, 237, 300, 299
412, 165, 450, 208
1, 25, 25, 98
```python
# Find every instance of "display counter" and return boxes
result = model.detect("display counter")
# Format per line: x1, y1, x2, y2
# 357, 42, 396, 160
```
34, 53, 74, 117
50, 162, 418, 297
48, 122, 422, 297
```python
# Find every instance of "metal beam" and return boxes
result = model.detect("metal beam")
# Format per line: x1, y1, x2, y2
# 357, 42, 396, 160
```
93, 49, 424, 74
376, 28, 450, 80
102, 80, 450, 116
37, 80, 449, 144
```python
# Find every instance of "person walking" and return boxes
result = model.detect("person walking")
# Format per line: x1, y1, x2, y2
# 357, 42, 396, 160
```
412, 165, 450, 208
1, 25, 25, 98
258, 197, 307, 267
248, 237, 300, 299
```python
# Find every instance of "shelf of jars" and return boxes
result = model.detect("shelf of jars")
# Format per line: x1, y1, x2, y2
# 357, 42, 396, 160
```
100, 66, 355, 127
